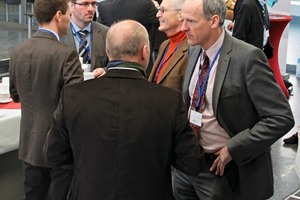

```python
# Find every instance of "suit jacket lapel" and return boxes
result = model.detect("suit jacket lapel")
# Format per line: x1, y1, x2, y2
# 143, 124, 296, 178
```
91, 21, 101, 66
182, 45, 201, 109
157, 38, 188, 84
212, 32, 232, 114
148, 40, 169, 81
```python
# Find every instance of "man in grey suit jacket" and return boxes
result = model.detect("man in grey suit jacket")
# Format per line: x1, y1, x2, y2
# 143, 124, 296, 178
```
173, 0, 294, 199
9, 0, 83, 199
44, 19, 205, 199
61, 0, 108, 75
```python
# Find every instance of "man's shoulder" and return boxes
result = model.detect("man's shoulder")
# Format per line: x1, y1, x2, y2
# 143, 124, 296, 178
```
92, 21, 109, 33
147, 81, 182, 97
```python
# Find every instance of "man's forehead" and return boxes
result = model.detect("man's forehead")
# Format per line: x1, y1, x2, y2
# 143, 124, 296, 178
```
181, 8, 199, 19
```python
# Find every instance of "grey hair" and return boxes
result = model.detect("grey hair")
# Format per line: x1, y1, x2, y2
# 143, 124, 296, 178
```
106, 20, 149, 60
173, 0, 186, 10
202, 0, 226, 26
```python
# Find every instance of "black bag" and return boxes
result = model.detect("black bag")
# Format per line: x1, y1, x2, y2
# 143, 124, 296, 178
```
263, 39, 274, 59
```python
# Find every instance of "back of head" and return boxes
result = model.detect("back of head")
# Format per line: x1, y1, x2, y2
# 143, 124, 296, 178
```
34, 0, 69, 25
105, 20, 150, 62
202, 0, 226, 26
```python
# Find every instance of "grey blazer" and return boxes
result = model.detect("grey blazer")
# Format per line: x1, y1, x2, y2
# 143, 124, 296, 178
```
183, 32, 294, 200
61, 21, 109, 71
9, 31, 83, 166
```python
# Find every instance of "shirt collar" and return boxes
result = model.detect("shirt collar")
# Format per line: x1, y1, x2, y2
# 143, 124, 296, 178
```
38, 28, 60, 41
71, 21, 92, 33
205, 30, 225, 61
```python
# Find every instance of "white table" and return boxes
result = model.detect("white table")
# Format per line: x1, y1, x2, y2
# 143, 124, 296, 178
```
0, 108, 23, 199
0, 109, 21, 154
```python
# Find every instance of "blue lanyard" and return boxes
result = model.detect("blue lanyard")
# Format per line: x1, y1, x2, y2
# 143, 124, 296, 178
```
71, 23, 92, 62
154, 42, 182, 82
195, 48, 221, 109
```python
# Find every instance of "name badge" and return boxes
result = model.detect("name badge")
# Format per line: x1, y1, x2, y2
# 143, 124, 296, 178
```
190, 110, 202, 127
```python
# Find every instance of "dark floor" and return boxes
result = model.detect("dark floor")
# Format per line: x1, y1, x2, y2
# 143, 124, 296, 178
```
1, 5, 300, 200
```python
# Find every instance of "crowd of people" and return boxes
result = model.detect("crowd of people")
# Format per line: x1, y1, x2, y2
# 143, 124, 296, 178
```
9, 0, 295, 199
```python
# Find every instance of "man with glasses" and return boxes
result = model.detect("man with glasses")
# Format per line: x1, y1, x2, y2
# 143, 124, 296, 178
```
61, 0, 108, 77
148, 0, 188, 92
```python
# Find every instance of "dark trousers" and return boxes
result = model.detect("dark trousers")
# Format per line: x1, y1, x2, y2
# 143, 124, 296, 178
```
173, 154, 240, 200
22, 161, 73, 200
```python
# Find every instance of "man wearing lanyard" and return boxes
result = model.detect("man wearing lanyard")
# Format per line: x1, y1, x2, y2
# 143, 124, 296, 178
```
173, 0, 294, 199
9, 0, 83, 199
148, 0, 188, 92
61, 0, 108, 76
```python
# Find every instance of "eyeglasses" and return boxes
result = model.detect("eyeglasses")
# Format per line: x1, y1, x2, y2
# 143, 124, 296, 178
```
73, 1, 98, 7
157, 6, 181, 14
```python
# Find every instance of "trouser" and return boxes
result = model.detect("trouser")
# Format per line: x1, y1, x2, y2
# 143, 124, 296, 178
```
173, 153, 240, 200
22, 161, 73, 200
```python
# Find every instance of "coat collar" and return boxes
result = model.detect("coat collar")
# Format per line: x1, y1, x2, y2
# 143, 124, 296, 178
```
105, 61, 147, 80
33, 30, 59, 41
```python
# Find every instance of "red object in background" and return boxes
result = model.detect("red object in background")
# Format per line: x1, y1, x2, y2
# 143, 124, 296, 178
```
0, 101, 21, 109
268, 14, 292, 98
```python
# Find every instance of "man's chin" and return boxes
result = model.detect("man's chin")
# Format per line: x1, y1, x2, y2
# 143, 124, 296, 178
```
86, 16, 94, 22
187, 39, 196, 46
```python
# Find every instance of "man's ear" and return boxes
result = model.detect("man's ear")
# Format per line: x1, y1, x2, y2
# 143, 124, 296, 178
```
55, 11, 62, 22
211, 14, 220, 29
178, 12, 183, 22
69, 2, 74, 12
106, 49, 111, 58
141, 44, 150, 61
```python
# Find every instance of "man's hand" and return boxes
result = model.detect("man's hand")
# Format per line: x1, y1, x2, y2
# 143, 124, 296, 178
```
93, 68, 106, 78
210, 146, 232, 176
227, 22, 235, 31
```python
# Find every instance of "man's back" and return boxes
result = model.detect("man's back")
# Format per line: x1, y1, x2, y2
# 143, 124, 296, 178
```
232, 0, 265, 48
97, 0, 158, 29
9, 31, 83, 166
45, 68, 203, 199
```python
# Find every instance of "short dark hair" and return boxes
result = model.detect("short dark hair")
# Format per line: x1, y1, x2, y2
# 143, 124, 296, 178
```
34, 0, 69, 25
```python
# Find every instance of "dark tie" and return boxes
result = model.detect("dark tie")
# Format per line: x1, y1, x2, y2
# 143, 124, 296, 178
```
190, 51, 210, 138
78, 30, 89, 64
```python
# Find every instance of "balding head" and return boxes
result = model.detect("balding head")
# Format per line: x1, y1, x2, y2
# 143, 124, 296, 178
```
106, 20, 150, 69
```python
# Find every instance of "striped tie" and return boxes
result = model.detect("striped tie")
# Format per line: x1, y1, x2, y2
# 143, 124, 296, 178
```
78, 30, 89, 64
